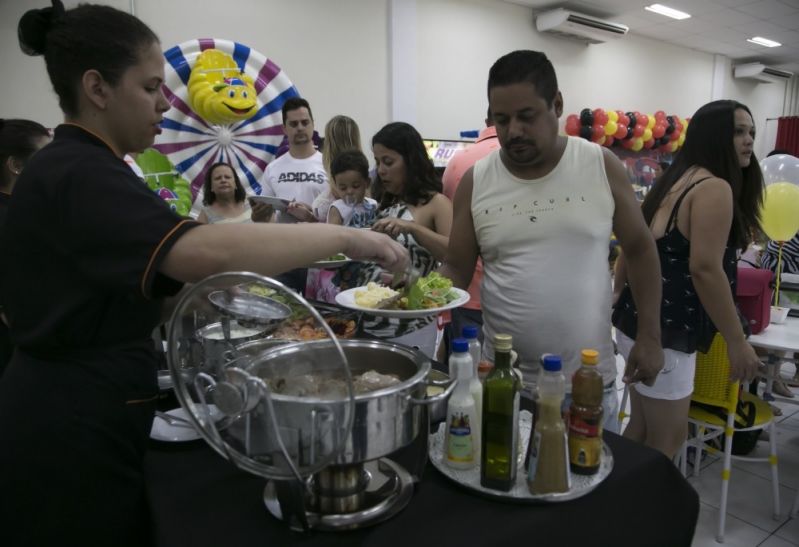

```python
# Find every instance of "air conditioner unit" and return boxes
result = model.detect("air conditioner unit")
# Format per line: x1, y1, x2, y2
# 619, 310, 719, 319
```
535, 8, 628, 44
734, 63, 793, 83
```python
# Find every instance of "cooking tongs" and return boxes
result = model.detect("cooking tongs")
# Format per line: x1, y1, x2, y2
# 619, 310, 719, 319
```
376, 265, 421, 309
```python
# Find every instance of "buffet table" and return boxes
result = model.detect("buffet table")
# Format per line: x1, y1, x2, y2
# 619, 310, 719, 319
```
145, 429, 698, 546
749, 316, 799, 401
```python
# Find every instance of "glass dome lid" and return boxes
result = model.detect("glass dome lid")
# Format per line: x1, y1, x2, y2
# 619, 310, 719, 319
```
166, 272, 354, 481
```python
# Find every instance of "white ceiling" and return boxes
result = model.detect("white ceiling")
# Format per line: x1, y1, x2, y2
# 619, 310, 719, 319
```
503, 0, 799, 73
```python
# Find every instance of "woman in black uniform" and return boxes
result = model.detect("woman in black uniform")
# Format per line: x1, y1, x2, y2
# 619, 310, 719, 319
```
0, 118, 50, 376
0, 3, 407, 545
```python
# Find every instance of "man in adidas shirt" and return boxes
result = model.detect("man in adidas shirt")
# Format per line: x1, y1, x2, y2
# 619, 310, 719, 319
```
258, 97, 327, 223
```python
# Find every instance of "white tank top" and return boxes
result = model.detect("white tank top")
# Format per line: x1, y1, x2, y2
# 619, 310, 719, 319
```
472, 136, 616, 389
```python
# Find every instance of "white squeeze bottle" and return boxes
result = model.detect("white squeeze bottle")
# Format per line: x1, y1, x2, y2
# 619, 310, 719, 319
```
462, 325, 481, 377
445, 338, 479, 469
461, 327, 484, 431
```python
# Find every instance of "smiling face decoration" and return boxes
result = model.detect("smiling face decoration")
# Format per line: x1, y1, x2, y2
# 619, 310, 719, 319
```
188, 49, 257, 125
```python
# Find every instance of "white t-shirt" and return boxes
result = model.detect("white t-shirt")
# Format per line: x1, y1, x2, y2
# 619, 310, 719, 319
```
328, 197, 378, 228
261, 150, 327, 206
472, 137, 616, 389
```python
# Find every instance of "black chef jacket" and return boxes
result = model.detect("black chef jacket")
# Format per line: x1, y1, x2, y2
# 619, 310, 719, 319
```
0, 191, 11, 374
0, 124, 200, 546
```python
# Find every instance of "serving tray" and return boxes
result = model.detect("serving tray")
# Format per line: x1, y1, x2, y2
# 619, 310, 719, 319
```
429, 410, 613, 503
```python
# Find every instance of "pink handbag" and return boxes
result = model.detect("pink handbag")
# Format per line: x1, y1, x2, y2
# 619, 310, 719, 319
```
735, 267, 774, 335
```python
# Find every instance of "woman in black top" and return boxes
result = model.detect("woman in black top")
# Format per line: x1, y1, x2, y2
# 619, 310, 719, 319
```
0, 3, 407, 545
0, 119, 51, 376
613, 100, 763, 458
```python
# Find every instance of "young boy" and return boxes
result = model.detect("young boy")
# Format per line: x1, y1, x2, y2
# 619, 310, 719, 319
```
327, 150, 377, 228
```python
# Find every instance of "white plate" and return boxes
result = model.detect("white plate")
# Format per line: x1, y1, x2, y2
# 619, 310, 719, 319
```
149, 405, 222, 443
335, 287, 470, 318
311, 255, 352, 269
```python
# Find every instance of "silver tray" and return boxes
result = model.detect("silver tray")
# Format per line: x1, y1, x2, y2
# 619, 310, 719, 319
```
429, 410, 614, 503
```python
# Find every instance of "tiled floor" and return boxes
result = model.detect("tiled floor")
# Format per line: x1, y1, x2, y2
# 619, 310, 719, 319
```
615, 359, 799, 546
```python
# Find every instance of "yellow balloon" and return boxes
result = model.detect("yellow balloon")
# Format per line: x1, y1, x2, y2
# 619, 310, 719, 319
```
608, 110, 619, 123
642, 128, 653, 141
646, 116, 656, 130
631, 137, 643, 152
604, 120, 618, 136
760, 182, 799, 241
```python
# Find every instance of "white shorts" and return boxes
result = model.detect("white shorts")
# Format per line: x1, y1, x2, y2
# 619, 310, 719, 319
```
616, 331, 696, 401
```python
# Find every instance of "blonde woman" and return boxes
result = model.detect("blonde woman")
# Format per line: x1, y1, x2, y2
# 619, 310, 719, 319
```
313, 115, 362, 221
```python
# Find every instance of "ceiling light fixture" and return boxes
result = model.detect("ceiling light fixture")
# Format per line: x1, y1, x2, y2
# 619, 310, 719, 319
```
644, 4, 691, 20
747, 36, 781, 48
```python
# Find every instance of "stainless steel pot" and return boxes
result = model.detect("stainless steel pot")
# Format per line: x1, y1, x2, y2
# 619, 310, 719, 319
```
243, 339, 454, 466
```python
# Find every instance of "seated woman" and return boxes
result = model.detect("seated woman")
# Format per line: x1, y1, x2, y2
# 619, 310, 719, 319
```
358, 122, 452, 357
196, 162, 252, 224
613, 100, 762, 458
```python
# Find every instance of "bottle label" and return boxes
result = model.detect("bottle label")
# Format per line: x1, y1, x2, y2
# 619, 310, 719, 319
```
569, 415, 600, 437
447, 412, 474, 463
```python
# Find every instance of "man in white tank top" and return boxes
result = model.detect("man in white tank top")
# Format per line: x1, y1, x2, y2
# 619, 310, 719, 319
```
441, 51, 663, 431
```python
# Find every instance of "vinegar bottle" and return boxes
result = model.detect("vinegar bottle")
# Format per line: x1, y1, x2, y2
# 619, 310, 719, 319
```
528, 354, 570, 495
568, 349, 604, 475
445, 339, 478, 469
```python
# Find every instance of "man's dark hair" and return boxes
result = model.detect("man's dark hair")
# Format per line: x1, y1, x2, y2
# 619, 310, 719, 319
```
487, 50, 558, 107
281, 97, 313, 125
331, 149, 369, 180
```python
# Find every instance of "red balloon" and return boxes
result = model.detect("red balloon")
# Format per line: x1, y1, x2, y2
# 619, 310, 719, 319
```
633, 124, 645, 138
614, 124, 627, 140
644, 138, 655, 149
592, 124, 605, 140
618, 114, 630, 128
654, 110, 666, 120
604, 136, 615, 147
565, 118, 580, 136
652, 123, 666, 139
593, 108, 608, 127
621, 138, 634, 150
659, 143, 671, 153
638, 114, 649, 127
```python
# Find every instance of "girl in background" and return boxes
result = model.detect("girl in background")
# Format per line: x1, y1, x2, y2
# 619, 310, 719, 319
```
613, 100, 763, 458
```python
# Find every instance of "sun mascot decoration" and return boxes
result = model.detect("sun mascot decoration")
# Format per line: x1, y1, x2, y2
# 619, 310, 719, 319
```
151, 38, 299, 216
187, 49, 258, 125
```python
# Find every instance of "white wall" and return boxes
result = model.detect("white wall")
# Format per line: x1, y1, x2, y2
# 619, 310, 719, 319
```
0, 0, 787, 157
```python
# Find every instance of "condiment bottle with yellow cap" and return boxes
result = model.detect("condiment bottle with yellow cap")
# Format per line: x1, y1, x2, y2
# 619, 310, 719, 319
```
568, 349, 604, 475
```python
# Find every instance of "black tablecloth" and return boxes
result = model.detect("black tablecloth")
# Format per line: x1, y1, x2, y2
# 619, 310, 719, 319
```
145, 428, 698, 547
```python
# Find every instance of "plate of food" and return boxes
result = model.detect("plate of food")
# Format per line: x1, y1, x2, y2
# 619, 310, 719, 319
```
335, 272, 469, 318
311, 253, 351, 269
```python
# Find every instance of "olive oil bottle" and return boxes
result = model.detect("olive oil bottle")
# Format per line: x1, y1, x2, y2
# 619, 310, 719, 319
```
480, 334, 521, 491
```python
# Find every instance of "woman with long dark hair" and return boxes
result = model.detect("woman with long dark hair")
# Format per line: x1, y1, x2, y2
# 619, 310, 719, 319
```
613, 100, 763, 458
358, 122, 452, 356
196, 161, 252, 224
0, 3, 406, 544
0, 119, 51, 375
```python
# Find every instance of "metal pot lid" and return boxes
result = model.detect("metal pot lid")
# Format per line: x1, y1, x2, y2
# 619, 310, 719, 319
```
166, 272, 355, 481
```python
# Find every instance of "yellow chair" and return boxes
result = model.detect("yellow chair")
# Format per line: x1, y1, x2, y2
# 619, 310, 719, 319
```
681, 334, 780, 543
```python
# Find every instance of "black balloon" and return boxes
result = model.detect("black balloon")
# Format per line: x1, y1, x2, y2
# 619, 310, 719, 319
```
580, 108, 593, 126
665, 124, 675, 135
626, 112, 636, 128
580, 126, 593, 140
626, 127, 634, 139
